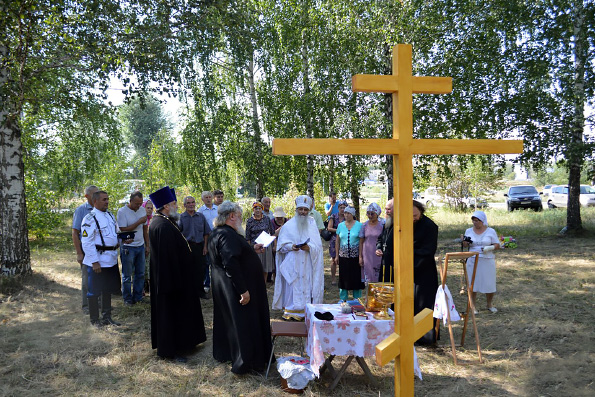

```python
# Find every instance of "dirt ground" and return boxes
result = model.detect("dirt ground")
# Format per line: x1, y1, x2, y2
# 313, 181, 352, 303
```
1, 219, 594, 396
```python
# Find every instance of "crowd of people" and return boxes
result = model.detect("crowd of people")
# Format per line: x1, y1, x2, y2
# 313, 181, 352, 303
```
72, 185, 500, 372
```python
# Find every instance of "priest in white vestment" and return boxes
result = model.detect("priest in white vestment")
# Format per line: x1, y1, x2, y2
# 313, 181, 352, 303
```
273, 195, 324, 320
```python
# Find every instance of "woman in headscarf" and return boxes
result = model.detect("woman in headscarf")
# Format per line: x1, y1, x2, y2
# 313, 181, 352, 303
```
326, 199, 347, 285
358, 202, 384, 283
462, 210, 500, 314
335, 206, 364, 301
245, 201, 275, 283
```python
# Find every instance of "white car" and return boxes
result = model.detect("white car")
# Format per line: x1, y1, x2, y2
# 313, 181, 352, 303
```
542, 184, 554, 198
547, 185, 595, 208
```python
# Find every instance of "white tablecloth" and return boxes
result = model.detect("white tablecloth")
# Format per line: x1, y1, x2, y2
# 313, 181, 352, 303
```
305, 303, 395, 376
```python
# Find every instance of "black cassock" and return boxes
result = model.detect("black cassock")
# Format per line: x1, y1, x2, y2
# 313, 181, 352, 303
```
208, 225, 272, 374
413, 215, 439, 345
149, 214, 206, 358
376, 224, 394, 283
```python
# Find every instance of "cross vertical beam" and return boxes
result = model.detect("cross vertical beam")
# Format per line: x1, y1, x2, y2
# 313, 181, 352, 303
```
272, 44, 523, 396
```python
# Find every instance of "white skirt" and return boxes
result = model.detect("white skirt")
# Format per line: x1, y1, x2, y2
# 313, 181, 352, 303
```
466, 256, 496, 293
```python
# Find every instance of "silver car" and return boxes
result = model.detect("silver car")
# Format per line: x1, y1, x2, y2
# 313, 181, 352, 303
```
547, 185, 595, 208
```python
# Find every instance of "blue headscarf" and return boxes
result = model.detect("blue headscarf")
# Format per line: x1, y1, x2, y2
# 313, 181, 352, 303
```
366, 202, 382, 216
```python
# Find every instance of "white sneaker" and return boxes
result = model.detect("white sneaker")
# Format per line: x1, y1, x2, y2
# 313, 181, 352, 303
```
473, 309, 479, 315
487, 307, 498, 313
204, 287, 210, 294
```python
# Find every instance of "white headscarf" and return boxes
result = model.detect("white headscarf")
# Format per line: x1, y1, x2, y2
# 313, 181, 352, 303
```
471, 210, 488, 226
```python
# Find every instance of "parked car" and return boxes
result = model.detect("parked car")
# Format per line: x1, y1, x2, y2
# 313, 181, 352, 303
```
542, 184, 554, 198
547, 185, 595, 208
504, 185, 543, 212
416, 187, 445, 208
463, 196, 489, 209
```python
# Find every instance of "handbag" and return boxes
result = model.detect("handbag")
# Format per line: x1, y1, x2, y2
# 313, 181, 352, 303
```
320, 229, 333, 242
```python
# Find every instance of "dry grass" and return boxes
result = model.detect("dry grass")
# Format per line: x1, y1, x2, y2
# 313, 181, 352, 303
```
1, 213, 594, 396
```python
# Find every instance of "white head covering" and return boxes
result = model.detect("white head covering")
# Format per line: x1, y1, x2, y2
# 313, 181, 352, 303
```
471, 210, 488, 226
344, 206, 356, 216
295, 195, 313, 209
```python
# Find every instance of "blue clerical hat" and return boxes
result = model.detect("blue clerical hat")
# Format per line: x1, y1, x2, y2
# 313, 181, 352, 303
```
149, 186, 177, 209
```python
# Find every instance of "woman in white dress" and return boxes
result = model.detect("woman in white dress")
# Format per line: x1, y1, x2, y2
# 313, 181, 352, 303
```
462, 211, 500, 313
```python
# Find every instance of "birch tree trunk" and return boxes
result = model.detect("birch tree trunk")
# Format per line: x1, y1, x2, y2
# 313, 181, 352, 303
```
302, 29, 315, 198
383, 44, 394, 199
564, 0, 586, 233
0, 43, 30, 276
247, 53, 264, 199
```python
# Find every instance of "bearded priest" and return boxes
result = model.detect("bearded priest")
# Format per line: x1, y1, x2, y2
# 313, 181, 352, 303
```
148, 186, 206, 362
273, 195, 324, 321
207, 201, 273, 374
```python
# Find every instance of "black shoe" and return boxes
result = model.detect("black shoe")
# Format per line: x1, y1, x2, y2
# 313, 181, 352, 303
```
82, 307, 89, 315
124, 301, 134, 307
102, 316, 121, 326
90, 319, 104, 328
174, 355, 188, 363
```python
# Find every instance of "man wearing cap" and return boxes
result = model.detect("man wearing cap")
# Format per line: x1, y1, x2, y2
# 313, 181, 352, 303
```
117, 191, 148, 305
273, 195, 324, 321
80, 191, 122, 327
148, 186, 207, 362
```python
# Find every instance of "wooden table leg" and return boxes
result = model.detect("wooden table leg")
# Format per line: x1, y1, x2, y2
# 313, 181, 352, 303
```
328, 355, 354, 390
320, 355, 336, 377
355, 356, 378, 387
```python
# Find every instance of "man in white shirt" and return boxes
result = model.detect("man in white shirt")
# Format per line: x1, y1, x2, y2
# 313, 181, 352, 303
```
81, 191, 122, 327
198, 191, 218, 294
117, 191, 148, 305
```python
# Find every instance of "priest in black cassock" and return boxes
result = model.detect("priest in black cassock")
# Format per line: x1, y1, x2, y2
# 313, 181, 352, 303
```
412, 199, 439, 345
376, 199, 394, 282
148, 186, 206, 362
207, 200, 272, 374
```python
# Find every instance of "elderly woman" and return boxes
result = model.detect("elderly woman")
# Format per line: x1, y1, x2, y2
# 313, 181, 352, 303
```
462, 210, 500, 314
245, 201, 275, 283
358, 203, 384, 283
327, 199, 347, 285
334, 206, 364, 301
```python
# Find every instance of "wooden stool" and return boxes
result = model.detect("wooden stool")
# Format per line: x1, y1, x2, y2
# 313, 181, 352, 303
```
265, 321, 308, 379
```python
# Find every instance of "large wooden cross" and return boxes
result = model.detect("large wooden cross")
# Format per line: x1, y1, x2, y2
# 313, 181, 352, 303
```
272, 44, 523, 396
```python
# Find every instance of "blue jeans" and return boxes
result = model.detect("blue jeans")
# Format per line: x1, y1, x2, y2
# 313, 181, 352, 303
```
121, 245, 145, 303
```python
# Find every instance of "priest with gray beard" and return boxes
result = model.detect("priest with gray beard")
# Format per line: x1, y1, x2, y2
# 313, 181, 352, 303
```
208, 201, 272, 374
376, 199, 394, 283
273, 195, 324, 321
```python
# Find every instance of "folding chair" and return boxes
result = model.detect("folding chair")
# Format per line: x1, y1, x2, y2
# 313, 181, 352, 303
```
265, 321, 308, 379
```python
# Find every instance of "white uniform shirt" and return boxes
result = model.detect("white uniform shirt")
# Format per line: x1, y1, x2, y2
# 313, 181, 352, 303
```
81, 208, 119, 267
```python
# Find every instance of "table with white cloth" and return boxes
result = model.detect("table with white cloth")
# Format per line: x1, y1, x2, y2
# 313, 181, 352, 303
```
305, 303, 416, 390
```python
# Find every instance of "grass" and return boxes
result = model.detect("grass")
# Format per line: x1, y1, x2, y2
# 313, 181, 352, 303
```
1, 209, 594, 396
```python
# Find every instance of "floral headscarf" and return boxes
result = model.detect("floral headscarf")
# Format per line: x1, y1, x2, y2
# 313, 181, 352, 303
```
252, 201, 264, 210
366, 203, 382, 216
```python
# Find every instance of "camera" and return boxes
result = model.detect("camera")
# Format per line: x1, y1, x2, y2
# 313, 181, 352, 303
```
463, 236, 473, 244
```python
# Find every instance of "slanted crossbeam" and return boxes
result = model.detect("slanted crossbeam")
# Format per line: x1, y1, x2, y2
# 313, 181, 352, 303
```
272, 44, 523, 396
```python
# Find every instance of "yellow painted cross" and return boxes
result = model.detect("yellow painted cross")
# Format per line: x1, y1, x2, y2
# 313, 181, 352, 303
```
273, 44, 523, 396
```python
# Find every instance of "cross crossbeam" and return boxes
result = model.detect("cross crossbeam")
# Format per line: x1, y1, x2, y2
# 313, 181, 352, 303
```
272, 44, 523, 396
